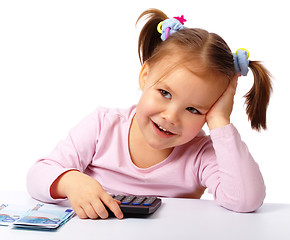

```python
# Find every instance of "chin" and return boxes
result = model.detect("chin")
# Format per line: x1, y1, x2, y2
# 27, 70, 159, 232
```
146, 140, 174, 151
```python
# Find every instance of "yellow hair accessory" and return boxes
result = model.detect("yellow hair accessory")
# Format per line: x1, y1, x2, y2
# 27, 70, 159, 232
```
157, 21, 163, 34
236, 48, 250, 59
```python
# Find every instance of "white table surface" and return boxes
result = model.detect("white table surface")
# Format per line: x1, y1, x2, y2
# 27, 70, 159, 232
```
0, 190, 289, 240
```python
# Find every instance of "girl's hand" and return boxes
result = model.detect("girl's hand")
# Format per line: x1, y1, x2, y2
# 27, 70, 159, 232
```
206, 75, 239, 130
50, 170, 124, 220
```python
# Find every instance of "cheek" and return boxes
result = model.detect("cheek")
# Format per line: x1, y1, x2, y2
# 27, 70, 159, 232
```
136, 90, 160, 117
136, 92, 156, 125
183, 116, 206, 138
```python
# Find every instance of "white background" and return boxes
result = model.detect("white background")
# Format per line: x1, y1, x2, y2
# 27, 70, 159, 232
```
0, 0, 289, 204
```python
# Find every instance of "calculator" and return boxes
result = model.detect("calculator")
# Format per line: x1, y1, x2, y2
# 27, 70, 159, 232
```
109, 195, 162, 216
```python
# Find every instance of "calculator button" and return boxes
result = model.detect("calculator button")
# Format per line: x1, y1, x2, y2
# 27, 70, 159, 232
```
142, 197, 157, 206
132, 196, 146, 205
121, 196, 135, 205
107, 195, 162, 215
113, 195, 126, 201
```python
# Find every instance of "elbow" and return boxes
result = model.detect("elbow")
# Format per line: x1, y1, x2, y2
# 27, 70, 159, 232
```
237, 187, 266, 213
216, 184, 266, 213
26, 161, 72, 204
26, 162, 52, 203
26, 166, 41, 200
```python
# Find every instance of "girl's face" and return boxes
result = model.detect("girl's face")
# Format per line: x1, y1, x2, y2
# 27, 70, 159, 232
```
135, 58, 228, 151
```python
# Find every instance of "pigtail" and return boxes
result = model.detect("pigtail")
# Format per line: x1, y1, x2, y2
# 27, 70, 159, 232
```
245, 61, 272, 131
136, 9, 168, 64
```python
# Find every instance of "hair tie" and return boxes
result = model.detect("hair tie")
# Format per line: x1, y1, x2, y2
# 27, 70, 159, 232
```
233, 48, 250, 76
157, 15, 187, 41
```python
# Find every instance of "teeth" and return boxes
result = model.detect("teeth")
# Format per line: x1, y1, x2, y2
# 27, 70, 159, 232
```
153, 121, 174, 135
158, 125, 168, 132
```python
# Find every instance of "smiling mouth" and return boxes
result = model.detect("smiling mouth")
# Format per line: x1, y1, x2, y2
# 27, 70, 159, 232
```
153, 122, 174, 135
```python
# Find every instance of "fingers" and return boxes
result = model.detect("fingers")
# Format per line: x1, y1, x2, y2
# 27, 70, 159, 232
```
73, 205, 88, 219
72, 201, 109, 219
70, 200, 99, 219
90, 198, 109, 219
101, 195, 124, 219
230, 74, 239, 92
71, 193, 123, 220
64, 173, 123, 220
231, 76, 238, 91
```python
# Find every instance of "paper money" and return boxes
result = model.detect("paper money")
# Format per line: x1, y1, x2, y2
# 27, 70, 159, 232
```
0, 204, 28, 226
0, 203, 74, 230
13, 203, 74, 229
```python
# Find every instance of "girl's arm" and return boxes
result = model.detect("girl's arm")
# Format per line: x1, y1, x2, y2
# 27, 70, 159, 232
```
27, 108, 123, 219
200, 124, 266, 212
27, 110, 100, 202
201, 76, 265, 212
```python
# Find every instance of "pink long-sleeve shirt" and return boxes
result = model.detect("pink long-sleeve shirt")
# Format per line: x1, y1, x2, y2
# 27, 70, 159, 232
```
27, 105, 266, 212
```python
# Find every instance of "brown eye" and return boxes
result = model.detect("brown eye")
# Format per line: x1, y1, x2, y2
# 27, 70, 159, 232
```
186, 107, 201, 114
159, 89, 171, 99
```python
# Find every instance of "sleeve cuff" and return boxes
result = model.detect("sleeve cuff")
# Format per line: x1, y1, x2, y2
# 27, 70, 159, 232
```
27, 163, 78, 204
209, 123, 238, 140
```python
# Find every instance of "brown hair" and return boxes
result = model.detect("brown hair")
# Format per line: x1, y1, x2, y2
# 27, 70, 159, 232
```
136, 8, 272, 131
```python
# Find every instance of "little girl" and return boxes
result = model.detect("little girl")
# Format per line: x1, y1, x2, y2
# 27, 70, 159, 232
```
27, 9, 272, 220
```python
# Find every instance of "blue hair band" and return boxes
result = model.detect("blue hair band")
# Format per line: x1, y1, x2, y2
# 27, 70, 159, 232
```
233, 49, 250, 76
160, 18, 186, 41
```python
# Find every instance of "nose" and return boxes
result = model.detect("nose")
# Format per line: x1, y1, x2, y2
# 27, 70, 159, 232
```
160, 106, 179, 125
